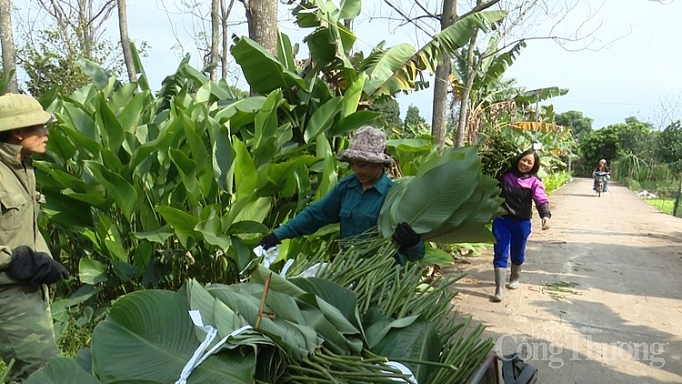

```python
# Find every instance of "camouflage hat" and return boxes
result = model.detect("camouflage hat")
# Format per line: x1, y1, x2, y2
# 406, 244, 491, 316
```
0, 94, 53, 133
337, 126, 393, 165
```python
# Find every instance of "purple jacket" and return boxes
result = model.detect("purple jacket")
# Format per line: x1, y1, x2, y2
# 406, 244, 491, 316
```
500, 171, 551, 220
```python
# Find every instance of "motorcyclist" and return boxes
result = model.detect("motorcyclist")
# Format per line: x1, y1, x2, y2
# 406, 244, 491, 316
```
592, 159, 611, 192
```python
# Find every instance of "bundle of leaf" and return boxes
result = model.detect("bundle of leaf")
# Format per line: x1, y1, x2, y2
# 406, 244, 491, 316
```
25, 266, 491, 384
478, 129, 521, 179
379, 146, 504, 245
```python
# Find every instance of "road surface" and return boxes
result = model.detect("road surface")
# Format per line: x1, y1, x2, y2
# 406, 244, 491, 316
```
450, 177, 682, 384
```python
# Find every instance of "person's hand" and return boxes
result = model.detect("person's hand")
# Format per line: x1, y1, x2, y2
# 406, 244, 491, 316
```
8, 246, 70, 287
392, 222, 421, 249
258, 233, 280, 250
541, 217, 551, 230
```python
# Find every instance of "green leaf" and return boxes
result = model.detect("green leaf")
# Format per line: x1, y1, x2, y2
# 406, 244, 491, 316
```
393, 150, 479, 233
105, 239, 129, 263
169, 148, 201, 206
79, 259, 107, 285
130, 41, 150, 92
423, 224, 495, 244
277, 32, 297, 71
155, 206, 199, 248
207, 283, 317, 361
231, 37, 306, 96
386, 138, 433, 152
339, 0, 362, 20
331, 111, 380, 137
228, 220, 269, 234
77, 58, 116, 90
233, 138, 258, 200
195, 211, 232, 251
304, 97, 343, 142
289, 277, 362, 330
95, 94, 124, 153
85, 161, 138, 222
91, 290, 255, 383
111, 261, 139, 283
420, 248, 454, 267
363, 10, 506, 96
134, 227, 174, 243
370, 319, 442, 384
25, 357, 102, 384
210, 122, 233, 193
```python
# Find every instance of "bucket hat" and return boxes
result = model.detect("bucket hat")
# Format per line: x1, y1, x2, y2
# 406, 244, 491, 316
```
0, 93, 53, 133
337, 126, 393, 165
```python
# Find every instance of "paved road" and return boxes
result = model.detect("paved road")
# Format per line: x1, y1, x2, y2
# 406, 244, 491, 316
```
450, 178, 682, 384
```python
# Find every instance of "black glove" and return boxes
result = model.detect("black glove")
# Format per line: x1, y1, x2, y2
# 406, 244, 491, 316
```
8, 246, 70, 287
258, 233, 280, 250
392, 222, 421, 249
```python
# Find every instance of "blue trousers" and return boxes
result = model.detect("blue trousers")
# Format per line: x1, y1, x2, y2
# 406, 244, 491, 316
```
492, 216, 532, 268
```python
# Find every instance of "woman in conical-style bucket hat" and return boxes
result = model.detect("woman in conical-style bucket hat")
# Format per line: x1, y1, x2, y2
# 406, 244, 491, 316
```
258, 126, 425, 265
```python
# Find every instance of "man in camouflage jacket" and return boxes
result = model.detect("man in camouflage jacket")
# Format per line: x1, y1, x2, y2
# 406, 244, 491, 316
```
0, 94, 69, 381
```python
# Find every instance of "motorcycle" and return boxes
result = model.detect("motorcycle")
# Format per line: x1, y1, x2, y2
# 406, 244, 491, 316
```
593, 171, 609, 197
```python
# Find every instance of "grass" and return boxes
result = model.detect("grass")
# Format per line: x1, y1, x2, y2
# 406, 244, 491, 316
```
543, 281, 581, 301
645, 198, 675, 215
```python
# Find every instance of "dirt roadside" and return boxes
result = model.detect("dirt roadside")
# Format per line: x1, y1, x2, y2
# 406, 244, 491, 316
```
449, 177, 682, 384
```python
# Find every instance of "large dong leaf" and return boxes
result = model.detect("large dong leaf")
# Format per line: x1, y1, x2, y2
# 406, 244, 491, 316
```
206, 283, 319, 361
25, 357, 102, 384
392, 151, 479, 234
370, 318, 442, 384
91, 290, 255, 383
422, 223, 495, 244
378, 177, 412, 238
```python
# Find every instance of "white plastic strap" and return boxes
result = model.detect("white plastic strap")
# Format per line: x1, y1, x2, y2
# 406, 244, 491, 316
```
176, 310, 253, 384
381, 361, 418, 383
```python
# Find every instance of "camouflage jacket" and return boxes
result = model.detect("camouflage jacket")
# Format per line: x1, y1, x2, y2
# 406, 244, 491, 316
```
0, 142, 52, 283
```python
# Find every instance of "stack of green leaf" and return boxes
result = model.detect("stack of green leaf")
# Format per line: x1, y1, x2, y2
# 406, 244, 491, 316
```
26, 249, 492, 384
379, 146, 504, 244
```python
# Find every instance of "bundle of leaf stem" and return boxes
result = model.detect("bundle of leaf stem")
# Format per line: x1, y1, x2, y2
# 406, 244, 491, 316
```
288, 230, 493, 383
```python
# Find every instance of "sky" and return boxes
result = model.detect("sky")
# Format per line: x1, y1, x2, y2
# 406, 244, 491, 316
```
15, 0, 682, 130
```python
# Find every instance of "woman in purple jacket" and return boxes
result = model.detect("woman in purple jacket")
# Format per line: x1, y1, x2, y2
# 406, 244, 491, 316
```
491, 149, 551, 302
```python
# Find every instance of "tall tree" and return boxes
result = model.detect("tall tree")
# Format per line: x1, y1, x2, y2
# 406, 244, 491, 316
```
18, 0, 120, 95
241, 0, 278, 56
209, 0, 220, 81
378, 0, 605, 149
657, 120, 682, 215
116, 0, 136, 83
372, 97, 402, 131
221, 0, 236, 79
431, 0, 457, 151
0, 0, 18, 93
555, 110, 593, 141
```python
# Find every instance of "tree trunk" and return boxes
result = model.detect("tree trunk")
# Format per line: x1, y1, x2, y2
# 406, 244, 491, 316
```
431, 0, 457, 152
0, 0, 18, 93
209, 0, 220, 82
78, 0, 93, 58
116, 0, 137, 83
454, 28, 479, 148
244, 0, 278, 56
221, 0, 236, 79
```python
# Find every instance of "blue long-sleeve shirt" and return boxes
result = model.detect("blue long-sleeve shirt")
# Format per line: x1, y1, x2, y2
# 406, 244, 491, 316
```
274, 173, 425, 262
